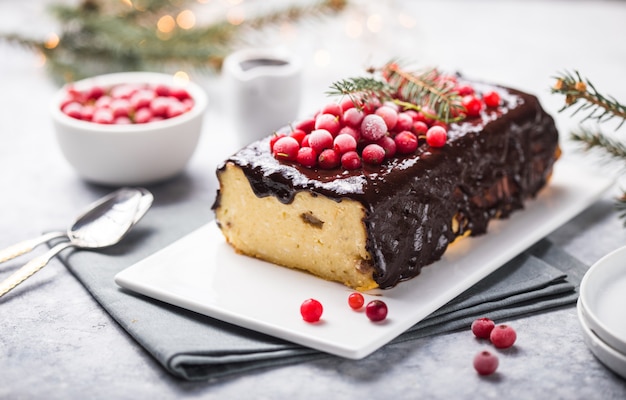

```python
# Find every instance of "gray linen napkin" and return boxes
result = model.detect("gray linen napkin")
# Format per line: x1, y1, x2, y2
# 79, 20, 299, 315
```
57, 191, 585, 381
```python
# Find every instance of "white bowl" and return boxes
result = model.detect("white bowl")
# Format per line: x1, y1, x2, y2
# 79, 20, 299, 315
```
51, 72, 208, 186
579, 245, 626, 355
577, 301, 626, 379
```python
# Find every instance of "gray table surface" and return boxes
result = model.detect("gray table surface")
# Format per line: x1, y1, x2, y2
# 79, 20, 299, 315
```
2, 1, 626, 398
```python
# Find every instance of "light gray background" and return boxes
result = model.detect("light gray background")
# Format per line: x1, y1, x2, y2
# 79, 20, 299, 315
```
1, 1, 626, 398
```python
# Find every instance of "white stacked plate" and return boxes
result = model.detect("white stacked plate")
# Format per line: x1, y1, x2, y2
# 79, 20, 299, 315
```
578, 245, 626, 379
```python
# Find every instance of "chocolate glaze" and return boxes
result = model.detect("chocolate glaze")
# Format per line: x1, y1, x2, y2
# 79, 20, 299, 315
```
213, 82, 559, 289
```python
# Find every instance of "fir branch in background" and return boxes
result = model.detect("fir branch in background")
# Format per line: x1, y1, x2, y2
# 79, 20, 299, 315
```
552, 70, 626, 129
552, 70, 626, 224
570, 126, 626, 160
0, 0, 348, 83
327, 61, 464, 123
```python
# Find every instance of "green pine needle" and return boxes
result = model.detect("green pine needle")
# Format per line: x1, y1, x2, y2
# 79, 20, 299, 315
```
552, 70, 626, 225
327, 61, 465, 123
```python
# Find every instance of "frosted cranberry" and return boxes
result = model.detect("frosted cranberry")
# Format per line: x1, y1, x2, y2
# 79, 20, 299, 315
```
343, 107, 365, 128
362, 97, 381, 114
473, 350, 499, 375
182, 98, 195, 111
375, 105, 398, 130
134, 107, 153, 124
471, 318, 495, 339
154, 84, 171, 97
62, 102, 83, 119
365, 300, 388, 322
170, 87, 191, 101
320, 102, 343, 118
333, 133, 357, 154
87, 85, 105, 100
412, 121, 429, 136
111, 84, 138, 99
270, 132, 287, 151
296, 147, 317, 168
315, 113, 341, 136
340, 96, 356, 111
376, 136, 397, 159
341, 151, 361, 170
360, 114, 387, 141
272, 136, 300, 161
462, 95, 483, 117
431, 120, 448, 130
166, 100, 187, 118
80, 105, 95, 121
301, 134, 310, 148
426, 126, 447, 148
308, 129, 334, 154
114, 116, 132, 124
130, 89, 156, 110
394, 131, 418, 154
338, 125, 360, 141
92, 108, 114, 124
382, 101, 400, 112
289, 129, 306, 144
300, 298, 323, 323
483, 91, 501, 108
403, 109, 419, 121
490, 324, 517, 349
295, 117, 316, 134
414, 110, 434, 125
456, 84, 475, 96
94, 95, 112, 109
150, 97, 171, 117
318, 148, 340, 169
348, 292, 365, 310
60, 94, 77, 109
394, 112, 413, 132
362, 144, 386, 165
110, 98, 132, 118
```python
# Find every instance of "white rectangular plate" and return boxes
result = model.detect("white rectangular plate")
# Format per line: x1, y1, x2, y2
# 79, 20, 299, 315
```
115, 163, 614, 359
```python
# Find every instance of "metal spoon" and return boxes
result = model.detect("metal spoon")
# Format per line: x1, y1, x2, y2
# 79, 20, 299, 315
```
0, 188, 152, 265
0, 188, 153, 298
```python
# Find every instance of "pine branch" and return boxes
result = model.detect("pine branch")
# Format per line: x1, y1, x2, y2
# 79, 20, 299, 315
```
552, 70, 626, 129
327, 61, 465, 123
552, 69, 626, 225
0, 0, 348, 82
383, 63, 464, 123
570, 127, 626, 160
326, 76, 394, 108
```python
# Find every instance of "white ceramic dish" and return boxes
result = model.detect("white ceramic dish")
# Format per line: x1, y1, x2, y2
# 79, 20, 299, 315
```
579, 245, 626, 355
115, 163, 613, 359
577, 301, 626, 379
51, 72, 208, 186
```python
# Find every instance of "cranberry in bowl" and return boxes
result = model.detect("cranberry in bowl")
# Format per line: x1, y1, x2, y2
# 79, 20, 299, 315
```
51, 72, 208, 186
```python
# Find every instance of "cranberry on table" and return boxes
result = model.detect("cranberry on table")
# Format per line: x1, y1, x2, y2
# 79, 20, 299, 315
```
347, 292, 365, 310
365, 300, 388, 322
300, 298, 323, 323
473, 350, 499, 375
490, 324, 517, 349
471, 317, 495, 339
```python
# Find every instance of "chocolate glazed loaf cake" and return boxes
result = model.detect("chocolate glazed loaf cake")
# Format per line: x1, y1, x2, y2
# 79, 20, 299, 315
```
212, 80, 560, 291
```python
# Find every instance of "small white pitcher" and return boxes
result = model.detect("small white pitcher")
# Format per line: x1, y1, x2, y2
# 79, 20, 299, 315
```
222, 48, 302, 143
